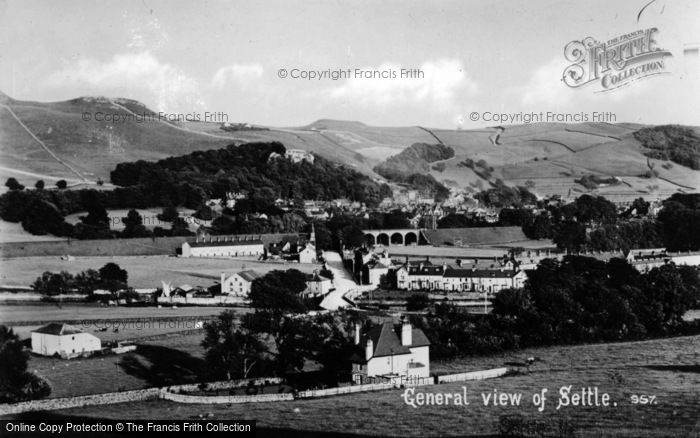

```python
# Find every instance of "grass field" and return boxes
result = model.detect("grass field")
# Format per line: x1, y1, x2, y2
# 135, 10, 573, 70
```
0, 303, 232, 324
0, 255, 321, 288
43, 334, 700, 437
26, 332, 208, 397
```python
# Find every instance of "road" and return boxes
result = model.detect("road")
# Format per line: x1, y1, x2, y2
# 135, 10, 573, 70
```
320, 251, 374, 310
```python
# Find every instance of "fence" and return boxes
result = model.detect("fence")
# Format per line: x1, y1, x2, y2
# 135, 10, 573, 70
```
437, 367, 509, 383
157, 295, 247, 306
297, 382, 395, 399
0, 368, 510, 414
164, 377, 283, 393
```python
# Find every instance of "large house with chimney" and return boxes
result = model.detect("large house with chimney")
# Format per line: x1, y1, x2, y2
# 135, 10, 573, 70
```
350, 320, 430, 384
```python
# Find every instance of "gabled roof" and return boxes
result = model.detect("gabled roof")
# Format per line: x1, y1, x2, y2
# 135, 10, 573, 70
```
236, 270, 262, 282
352, 322, 431, 362
32, 323, 83, 336
365, 322, 411, 357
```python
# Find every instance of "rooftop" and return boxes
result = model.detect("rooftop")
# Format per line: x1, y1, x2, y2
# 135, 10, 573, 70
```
237, 270, 262, 282
352, 322, 431, 362
32, 323, 84, 336
186, 239, 264, 248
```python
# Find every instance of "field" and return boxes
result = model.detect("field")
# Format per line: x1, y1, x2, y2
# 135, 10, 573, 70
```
26, 332, 208, 397
40, 334, 700, 437
0, 255, 321, 289
0, 303, 230, 324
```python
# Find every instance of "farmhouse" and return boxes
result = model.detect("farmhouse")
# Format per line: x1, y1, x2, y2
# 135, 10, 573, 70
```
31, 323, 101, 358
181, 236, 264, 258
221, 270, 262, 296
351, 320, 430, 384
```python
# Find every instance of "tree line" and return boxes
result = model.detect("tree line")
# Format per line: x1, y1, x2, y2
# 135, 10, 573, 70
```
411, 256, 700, 360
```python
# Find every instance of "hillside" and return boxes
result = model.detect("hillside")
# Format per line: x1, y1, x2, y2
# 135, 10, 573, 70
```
1, 91, 698, 205
374, 142, 454, 179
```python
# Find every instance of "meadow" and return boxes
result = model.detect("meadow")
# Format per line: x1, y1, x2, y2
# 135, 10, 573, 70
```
45, 334, 700, 437
0, 254, 321, 289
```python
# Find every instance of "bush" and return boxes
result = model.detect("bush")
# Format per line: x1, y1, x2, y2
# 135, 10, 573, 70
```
406, 293, 430, 311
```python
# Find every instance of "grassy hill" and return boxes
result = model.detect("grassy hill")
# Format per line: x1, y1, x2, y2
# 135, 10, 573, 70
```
1, 91, 698, 205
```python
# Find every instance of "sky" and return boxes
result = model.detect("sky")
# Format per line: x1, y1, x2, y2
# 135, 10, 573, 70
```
0, 0, 698, 128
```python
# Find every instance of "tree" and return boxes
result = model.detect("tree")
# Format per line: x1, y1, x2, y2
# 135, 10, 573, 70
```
121, 209, 151, 238
5, 178, 24, 191
55, 180, 67, 190
249, 270, 308, 313
438, 213, 471, 228
34, 180, 45, 190
98, 263, 128, 292
312, 222, 333, 250
201, 311, 268, 380
170, 216, 194, 236
0, 326, 51, 402
406, 293, 430, 311
21, 200, 72, 236
32, 271, 74, 296
194, 204, 213, 221
74, 269, 101, 295
157, 204, 179, 222
339, 225, 366, 250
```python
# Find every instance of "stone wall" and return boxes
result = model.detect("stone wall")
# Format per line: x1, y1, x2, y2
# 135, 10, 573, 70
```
437, 367, 509, 383
0, 388, 161, 415
161, 391, 293, 404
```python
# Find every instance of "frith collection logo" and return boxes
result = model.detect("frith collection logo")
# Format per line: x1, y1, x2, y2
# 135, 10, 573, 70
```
563, 28, 672, 91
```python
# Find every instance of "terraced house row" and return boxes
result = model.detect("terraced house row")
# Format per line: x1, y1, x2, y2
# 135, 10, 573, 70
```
395, 261, 527, 293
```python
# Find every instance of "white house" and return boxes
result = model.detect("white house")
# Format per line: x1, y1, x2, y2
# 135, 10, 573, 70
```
304, 272, 333, 297
181, 236, 264, 258
299, 243, 317, 264
395, 261, 446, 291
362, 251, 395, 286
31, 323, 102, 358
351, 320, 430, 384
441, 267, 527, 293
221, 270, 262, 296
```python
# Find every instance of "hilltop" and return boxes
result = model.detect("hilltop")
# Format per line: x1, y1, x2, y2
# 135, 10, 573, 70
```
0, 91, 698, 203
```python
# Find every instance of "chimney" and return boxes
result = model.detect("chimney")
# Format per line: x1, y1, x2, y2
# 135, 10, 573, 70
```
220, 272, 226, 290
365, 339, 374, 361
354, 323, 361, 345
401, 320, 412, 346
